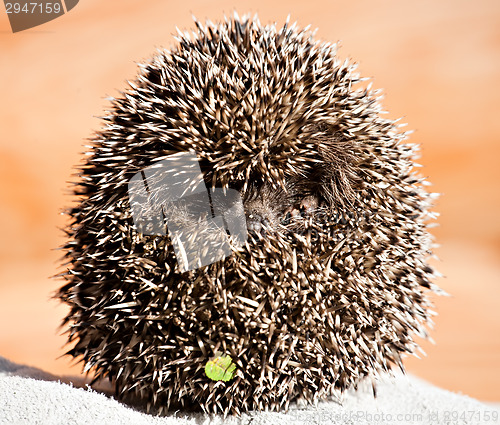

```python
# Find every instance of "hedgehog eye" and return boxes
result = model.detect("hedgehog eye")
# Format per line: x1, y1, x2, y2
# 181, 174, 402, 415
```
229, 180, 245, 193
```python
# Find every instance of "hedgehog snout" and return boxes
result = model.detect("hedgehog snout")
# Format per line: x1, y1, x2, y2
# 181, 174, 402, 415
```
242, 192, 281, 235
246, 212, 271, 235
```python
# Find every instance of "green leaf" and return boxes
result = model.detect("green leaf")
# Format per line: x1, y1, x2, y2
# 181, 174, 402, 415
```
204, 353, 237, 382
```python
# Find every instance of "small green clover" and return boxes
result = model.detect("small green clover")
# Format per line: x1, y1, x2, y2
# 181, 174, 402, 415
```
204, 352, 237, 382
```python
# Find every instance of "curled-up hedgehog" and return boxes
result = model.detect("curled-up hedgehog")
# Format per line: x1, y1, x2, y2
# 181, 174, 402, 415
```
56, 14, 441, 415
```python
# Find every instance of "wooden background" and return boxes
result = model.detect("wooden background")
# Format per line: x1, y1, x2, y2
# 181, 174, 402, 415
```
0, 0, 499, 402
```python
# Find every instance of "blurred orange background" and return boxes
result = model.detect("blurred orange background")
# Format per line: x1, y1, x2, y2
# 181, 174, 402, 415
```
1, 0, 499, 402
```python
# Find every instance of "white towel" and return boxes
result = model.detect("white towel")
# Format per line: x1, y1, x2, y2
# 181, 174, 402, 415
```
0, 356, 498, 425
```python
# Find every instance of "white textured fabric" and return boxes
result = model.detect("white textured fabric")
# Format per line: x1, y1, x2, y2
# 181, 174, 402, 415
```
0, 356, 498, 425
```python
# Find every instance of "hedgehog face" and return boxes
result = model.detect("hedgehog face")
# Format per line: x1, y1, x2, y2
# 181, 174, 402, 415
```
238, 170, 319, 235
202, 123, 359, 238
57, 16, 440, 416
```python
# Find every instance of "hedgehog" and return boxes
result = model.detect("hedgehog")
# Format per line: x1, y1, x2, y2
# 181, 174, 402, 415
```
56, 14, 441, 416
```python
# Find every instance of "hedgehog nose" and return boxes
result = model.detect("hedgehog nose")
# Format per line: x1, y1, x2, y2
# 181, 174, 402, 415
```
246, 213, 270, 235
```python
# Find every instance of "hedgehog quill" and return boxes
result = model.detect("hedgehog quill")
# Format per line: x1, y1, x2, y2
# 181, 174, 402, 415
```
56, 14, 441, 416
